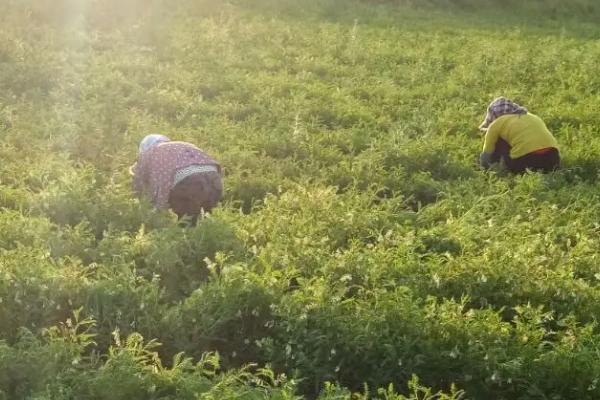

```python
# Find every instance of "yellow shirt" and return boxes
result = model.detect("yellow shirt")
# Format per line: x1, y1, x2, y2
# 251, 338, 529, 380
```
482, 113, 558, 159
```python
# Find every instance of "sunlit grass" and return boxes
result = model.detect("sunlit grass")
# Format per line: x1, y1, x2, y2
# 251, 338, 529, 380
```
1, 0, 600, 399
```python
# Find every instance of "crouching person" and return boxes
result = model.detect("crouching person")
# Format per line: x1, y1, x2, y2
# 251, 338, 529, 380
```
479, 97, 560, 173
131, 134, 223, 225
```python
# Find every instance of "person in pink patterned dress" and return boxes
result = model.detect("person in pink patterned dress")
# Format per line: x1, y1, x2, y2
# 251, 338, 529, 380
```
130, 134, 223, 224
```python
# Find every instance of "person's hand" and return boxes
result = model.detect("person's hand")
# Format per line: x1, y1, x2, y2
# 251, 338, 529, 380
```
479, 152, 493, 170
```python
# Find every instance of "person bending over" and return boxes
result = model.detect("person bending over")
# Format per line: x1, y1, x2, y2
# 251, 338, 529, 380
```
131, 134, 223, 225
479, 97, 559, 173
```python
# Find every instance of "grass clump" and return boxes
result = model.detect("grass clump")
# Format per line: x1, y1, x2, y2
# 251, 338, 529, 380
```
1, 0, 600, 398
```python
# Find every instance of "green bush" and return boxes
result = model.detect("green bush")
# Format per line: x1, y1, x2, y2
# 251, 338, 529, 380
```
1, 0, 600, 398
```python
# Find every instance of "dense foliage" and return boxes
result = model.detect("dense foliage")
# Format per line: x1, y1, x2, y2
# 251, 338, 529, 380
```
1, 0, 600, 398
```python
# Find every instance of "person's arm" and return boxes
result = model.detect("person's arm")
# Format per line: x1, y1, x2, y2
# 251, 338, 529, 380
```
131, 158, 146, 196
155, 187, 171, 210
482, 122, 502, 155
479, 122, 502, 169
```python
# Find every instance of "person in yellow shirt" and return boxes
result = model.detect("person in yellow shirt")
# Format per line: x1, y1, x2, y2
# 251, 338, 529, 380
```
479, 97, 559, 173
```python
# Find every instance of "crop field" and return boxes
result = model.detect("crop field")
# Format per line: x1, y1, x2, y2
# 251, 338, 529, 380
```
1, 0, 600, 398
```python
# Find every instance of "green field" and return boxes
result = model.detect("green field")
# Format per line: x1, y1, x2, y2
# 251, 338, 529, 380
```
2, 0, 600, 398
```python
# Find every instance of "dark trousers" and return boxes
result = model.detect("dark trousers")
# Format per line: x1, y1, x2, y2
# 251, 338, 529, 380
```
168, 171, 223, 226
492, 139, 560, 174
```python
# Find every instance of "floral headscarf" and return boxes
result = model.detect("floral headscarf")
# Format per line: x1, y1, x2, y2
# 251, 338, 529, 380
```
138, 134, 170, 155
479, 97, 528, 131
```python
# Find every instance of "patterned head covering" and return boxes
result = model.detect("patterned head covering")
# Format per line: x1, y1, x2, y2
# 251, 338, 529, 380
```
479, 97, 528, 130
139, 134, 170, 154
